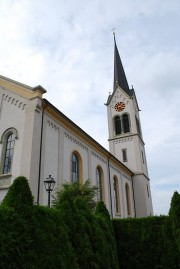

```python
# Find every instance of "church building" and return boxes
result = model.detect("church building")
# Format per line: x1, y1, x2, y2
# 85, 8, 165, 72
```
0, 37, 153, 218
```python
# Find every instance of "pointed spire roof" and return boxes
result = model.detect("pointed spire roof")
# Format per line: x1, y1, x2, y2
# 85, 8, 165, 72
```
113, 35, 133, 96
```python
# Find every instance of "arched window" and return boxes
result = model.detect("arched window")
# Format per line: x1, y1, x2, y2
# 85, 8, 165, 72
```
96, 167, 102, 201
114, 116, 121, 135
3, 133, 15, 174
1, 129, 16, 175
125, 183, 131, 216
72, 153, 79, 183
122, 114, 130, 133
113, 176, 120, 214
71, 151, 82, 183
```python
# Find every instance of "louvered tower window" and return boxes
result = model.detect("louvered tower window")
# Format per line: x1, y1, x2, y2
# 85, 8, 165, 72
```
114, 116, 121, 135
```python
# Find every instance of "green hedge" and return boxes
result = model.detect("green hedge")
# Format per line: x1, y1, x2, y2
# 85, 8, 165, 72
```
52, 181, 119, 269
0, 177, 179, 269
169, 191, 180, 253
113, 216, 179, 269
0, 205, 78, 269
0, 177, 78, 269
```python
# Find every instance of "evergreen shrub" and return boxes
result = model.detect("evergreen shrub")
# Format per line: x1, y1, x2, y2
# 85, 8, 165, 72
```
53, 180, 99, 269
1, 176, 33, 211
1, 177, 179, 269
169, 191, 180, 267
0, 176, 78, 269
0, 205, 78, 269
94, 202, 119, 269
113, 216, 179, 269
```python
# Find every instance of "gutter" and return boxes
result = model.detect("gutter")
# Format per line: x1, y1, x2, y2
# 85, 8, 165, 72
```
37, 103, 48, 205
108, 155, 113, 218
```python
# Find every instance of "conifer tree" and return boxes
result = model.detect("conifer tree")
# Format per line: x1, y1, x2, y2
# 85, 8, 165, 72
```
2, 176, 33, 211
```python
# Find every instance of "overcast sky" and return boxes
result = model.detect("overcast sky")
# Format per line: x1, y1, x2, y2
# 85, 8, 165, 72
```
0, 0, 179, 215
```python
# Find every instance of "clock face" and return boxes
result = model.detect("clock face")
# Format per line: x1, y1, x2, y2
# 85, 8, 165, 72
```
114, 102, 125, 112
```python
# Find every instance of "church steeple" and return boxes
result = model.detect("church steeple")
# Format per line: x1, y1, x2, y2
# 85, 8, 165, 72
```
106, 35, 153, 217
113, 35, 133, 96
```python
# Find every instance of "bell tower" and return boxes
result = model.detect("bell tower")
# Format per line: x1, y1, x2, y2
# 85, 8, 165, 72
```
106, 35, 153, 217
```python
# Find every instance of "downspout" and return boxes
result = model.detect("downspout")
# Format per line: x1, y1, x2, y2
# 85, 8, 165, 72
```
131, 176, 136, 218
108, 155, 113, 218
37, 102, 48, 205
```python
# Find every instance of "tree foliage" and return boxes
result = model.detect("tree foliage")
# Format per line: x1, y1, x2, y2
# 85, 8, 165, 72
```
94, 202, 119, 269
169, 191, 180, 265
52, 180, 119, 269
0, 178, 179, 269
1, 176, 33, 211
52, 179, 97, 213
113, 216, 179, 269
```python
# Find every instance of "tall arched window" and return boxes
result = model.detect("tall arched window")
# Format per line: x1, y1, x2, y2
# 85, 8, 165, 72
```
125, 183, 131, 216
122, 114, 130, 133
114, 116, 121, 135
72, 153, 79, 183
96, 166, 105, 202
0, 128, 17, 175
2, 132, 15, 174
96, 167, 104, 201
113, 176, 120, 214
71, 151, 82, 183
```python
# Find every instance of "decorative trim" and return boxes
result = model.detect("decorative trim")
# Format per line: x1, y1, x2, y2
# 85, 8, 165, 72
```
2, 93, 26, 110
113, 137, 133, 144
109, 164, 122, 174
0, 127, 18, 143
91, 151, 107, 164
65, 132, 88, 151
133, 172, 150, 181
47, 120, 60, 132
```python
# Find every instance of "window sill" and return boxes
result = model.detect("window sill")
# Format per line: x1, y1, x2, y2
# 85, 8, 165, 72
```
0, 174, 12, 189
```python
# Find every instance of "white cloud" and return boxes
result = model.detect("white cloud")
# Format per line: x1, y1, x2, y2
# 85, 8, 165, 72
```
0, 0, 179, 215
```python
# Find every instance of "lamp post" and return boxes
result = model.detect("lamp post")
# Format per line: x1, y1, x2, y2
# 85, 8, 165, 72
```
43, 175, 56, 207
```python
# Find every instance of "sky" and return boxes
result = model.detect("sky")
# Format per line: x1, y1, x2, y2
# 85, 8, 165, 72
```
0, 0, 179, 215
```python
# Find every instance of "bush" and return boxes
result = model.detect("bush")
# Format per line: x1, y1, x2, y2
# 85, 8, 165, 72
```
27, 206, 79, 269
0, 205, 79, 269
1, 178, 179, 269
169, 191, 180, 267
53, 180, 99, 269
52, 179, 97, 213
52, 181, 119, 269
113, 216, 178, 269
94, 202, 119, 269
1, 176, 33, 211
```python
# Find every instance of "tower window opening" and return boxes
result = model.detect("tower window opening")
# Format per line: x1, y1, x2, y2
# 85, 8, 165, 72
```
147, 184, 149, 197
135, 116, 141, 136
141, 151, 145, 164
122, 113, 130, 133
122, 149, 127, 162
114, 116, 122, 135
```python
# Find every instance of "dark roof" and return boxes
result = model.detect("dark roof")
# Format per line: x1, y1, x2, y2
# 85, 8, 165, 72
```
113, 36, 133, 97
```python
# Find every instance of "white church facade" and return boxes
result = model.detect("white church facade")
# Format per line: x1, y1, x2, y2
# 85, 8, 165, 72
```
0, 38, 153, 218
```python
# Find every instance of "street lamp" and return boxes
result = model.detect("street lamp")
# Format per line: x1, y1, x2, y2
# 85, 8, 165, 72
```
43, 175, 56, 207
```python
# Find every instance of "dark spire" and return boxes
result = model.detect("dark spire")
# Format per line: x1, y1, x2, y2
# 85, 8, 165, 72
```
113, 35, 132, 96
